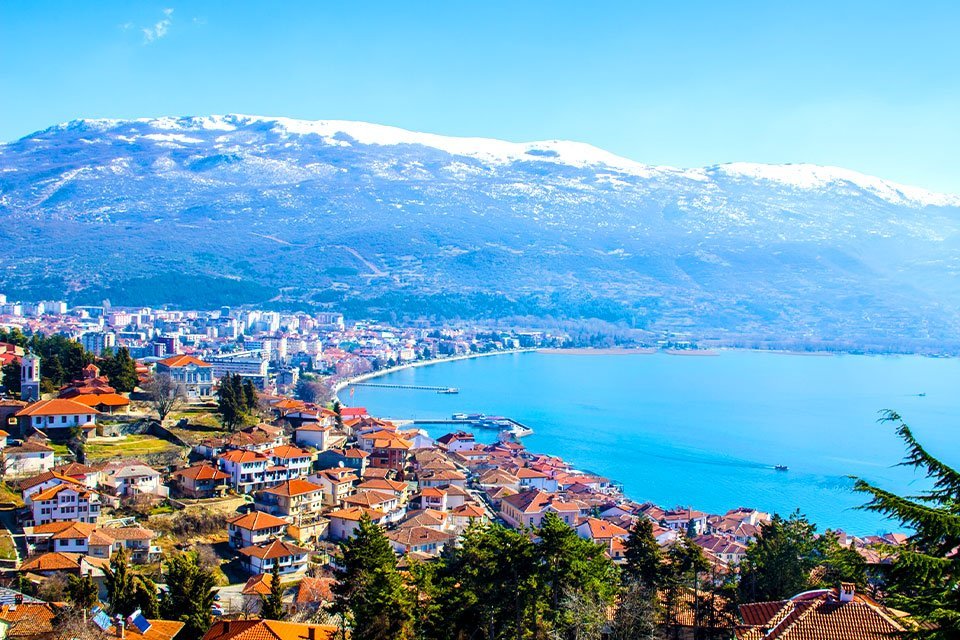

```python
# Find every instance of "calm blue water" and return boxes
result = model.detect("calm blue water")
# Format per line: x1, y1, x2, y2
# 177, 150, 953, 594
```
347, 351, 959, 535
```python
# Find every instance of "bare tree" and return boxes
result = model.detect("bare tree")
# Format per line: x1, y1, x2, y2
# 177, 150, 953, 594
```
144, 373, 186, 423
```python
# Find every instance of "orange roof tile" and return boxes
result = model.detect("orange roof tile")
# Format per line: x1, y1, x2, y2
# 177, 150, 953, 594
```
158, 354, 211, 368
15, 398, 101, 417
202, 620, 338, 640
228, 511, 289, 531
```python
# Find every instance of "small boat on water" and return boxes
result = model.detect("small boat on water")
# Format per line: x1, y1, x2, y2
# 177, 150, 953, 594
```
452, 413, 468, 420
774, 464, 789, 472
437, 387, 460, 394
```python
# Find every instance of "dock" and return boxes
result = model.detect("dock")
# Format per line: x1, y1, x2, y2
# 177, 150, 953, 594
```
413, 416, 534, 438
350, 383, 459, 393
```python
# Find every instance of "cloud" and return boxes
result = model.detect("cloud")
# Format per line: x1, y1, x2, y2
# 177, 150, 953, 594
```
142, 8, 174, 44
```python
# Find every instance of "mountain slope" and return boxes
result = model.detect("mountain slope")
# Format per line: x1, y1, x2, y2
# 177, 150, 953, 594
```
1, 115, 959, 349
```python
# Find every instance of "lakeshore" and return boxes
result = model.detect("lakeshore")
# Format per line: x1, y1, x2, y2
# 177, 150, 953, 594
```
346, 348, 959, 534
333, 347, 537, 398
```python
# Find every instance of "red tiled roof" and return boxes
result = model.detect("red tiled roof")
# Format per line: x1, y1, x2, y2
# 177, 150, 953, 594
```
201, 620, 338, 640
15, 398, 101, 417
239, 539, 309, 560
157, 354, 211, 368
262, 478, 323, 497
228, 511, 289, 531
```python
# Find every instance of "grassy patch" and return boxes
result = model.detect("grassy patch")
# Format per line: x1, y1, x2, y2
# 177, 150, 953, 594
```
0, 531, 17, 560
0, 483, 24, 508
84, 435, 181, 460
50, 443, 72, 458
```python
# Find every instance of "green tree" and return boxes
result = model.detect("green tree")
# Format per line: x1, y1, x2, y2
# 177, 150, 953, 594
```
67, 573, 100, 610
160, 552, 217, 639
332, 514, 414, 640
624, 518, 663, 590
332, 400, 344, 430
435, 522, 539, 640
216, 373, 244, 431
852, 411, 960, 638
536, 512, 620, 632
737, 510, 824, 603
818, 531, 868, 589
101, 347, 138, 392
2, 359, 20, 394
662, 536, 710, 633
260, 561, 285, 621
104, 547, 138, 616
134, 575, 160, 618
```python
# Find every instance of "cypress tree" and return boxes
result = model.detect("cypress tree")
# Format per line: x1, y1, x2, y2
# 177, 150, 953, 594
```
104, 547, 138, 616
260, 561, 285, 620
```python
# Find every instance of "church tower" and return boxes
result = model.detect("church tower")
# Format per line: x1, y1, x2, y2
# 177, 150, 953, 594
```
20, 351, 40, 402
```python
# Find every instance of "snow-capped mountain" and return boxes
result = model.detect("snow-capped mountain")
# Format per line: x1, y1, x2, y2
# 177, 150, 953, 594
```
1, 115, 959, 350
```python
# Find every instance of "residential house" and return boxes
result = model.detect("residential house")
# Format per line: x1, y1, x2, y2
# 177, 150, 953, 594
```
418, 468, 466, 489
448, 502, 487, 531
201, 620, 337, 640
100, 461, 166, 499
312, 467, 358, 507
253, 479, 324, 524
694, 534, 749, 565
436, 431, 477, 452
14, 399, 100, 437
228, 511, 289, 549
88, 526, 161, 564
498, 490, 583, 528
738, 583, 906, 639
575, 517, 629, 555
29, 483, 101, 526
314, 448, 369, 475
238, 539, 309, 576
385, 525, 456, 556
268, 445, 313, 479
326, 507, 387, 540
155, 354, 214, 397
293, 423, 331, 451
217, 449, 272, 493
171, 463, 231, 498
342, 490, 402, 523
516, 467, 559, 492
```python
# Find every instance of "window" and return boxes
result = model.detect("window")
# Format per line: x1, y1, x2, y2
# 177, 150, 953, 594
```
61, 416, 67, 423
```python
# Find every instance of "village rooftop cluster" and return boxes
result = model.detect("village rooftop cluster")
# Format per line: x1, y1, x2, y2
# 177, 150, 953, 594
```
0, 296, 915, 639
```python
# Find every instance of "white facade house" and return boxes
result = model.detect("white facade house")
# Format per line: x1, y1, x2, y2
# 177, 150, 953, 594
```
293, 423, 330, 451
100, 462, 166, 498
3, 441, 55, 477
15, 399, 100, 435
30, 484, 102, 526
227, 511, 289, 549
238, 539, 309, 575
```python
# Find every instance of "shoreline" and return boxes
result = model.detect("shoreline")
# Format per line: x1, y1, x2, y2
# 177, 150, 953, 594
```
332, 348, 536, 400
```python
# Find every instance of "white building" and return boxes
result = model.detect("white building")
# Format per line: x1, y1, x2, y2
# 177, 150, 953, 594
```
30, 484, 102, 526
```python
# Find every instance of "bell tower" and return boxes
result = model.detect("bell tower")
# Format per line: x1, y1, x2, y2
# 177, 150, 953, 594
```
20, 351, 40, 402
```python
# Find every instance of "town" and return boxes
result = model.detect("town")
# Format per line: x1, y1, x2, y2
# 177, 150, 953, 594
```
0, 297, 922, 639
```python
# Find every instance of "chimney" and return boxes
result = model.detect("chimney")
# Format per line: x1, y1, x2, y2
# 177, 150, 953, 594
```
308, 626, 317, 640
839, 582, 855, 603
115, 614, 125, 639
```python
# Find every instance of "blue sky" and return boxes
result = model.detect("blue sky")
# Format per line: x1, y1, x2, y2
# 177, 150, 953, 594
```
2, 1, 958, 192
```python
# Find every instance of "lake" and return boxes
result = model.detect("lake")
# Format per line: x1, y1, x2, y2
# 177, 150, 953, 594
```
346, 350, 959, 534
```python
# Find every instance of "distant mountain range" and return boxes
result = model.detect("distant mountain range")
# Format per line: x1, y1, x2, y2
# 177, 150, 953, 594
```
1, 115, 959, 350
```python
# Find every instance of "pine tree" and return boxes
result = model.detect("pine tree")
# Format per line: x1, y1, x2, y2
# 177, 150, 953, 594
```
105, 347, 139, 392
260, 561, 285, 620
332, 514, 413, 640
624, 518, 663, 590
852, 411, 960, 638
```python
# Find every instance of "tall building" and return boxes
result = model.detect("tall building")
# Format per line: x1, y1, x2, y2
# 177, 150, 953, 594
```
21, 352, 41, 401
81, 332, 116, 355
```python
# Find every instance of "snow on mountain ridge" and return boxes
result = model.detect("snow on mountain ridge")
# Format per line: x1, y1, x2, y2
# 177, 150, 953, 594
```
19, 114, 960, 207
